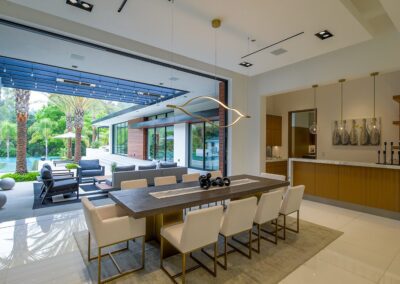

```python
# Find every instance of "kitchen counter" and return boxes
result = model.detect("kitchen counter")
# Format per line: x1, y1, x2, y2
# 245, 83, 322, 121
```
289, 158, 400, 170
266, 158, 288, 163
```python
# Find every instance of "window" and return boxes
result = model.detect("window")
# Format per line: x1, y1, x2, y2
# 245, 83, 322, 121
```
112, 122, 128, 155
146, 112, 175, 161
189, 121, 219, 171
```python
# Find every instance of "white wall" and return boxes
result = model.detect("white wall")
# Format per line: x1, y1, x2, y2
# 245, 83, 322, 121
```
173, 123, 188, 167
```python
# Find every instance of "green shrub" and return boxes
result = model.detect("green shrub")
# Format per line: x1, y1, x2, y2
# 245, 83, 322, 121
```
1, 172, 39, 182
91, 140, 101, 149
65, 163, 78, 170
111, 162, 117, 173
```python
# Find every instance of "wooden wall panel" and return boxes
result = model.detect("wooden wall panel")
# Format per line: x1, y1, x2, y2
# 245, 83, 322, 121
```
364, 168, 400, 212
265, 161, 287, 177
293, 161, 315, 195
127, 118, 146, 160
338, 166, 366, 205
315, 164, 339, 199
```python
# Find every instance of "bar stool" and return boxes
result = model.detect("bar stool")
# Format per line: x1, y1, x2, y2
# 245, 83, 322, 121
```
203, 197, 257, 270
160, 206, 223, 284
154, 176, 177, 186
121, 179, 148, 190
278, 185, 305, 240
81, 197, 146, 284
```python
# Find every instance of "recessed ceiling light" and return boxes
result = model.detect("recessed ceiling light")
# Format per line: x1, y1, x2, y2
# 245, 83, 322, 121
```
169, 76, 179, 81
270, 48, 287, 56
66, 0, 93, 12
239, 61, 253, 67
315, 30, 333, 40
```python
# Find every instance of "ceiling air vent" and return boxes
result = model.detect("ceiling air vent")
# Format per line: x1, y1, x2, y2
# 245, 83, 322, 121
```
271, 48, 287, 56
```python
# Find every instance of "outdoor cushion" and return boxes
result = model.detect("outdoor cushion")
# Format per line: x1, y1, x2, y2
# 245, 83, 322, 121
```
159, 162, 178, 168
42, 163, 52, 172
53, 179, 78, 191
115, 165, 135, 172
81, 169, 104, 177
138, 164, 157, 170
79, 159, 100, 170
40, 168, 53, 186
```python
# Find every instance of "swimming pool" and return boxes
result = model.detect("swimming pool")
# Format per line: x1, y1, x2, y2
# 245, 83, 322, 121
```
0, 157, 59, 173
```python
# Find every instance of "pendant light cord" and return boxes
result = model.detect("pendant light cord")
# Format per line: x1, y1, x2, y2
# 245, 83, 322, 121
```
338, 79, 345, 123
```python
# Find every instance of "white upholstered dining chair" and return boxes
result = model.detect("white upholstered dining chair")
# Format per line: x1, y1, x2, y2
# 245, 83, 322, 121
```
182, 173, 200, 183
216, 197, 257, 269
210, 170, 222, 178
120, 178, 148, 190
251, 190, 284, 253
81, 197, 146, 284
154, 175, 177, 186
279, 185, 305, 240
160, 206, 224, 284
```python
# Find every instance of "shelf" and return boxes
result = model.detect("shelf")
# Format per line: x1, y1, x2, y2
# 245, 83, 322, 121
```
394, 121, 400, 125
394, 95, 400, 103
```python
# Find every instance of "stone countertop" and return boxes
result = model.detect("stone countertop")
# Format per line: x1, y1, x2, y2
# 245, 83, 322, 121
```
289, 158, 400, 170
266, 158, 288, 163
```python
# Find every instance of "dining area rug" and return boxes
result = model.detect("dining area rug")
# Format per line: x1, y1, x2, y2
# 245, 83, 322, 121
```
74, 217, 343, 283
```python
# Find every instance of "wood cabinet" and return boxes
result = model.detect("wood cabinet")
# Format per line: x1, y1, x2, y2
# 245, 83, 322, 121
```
266, 115, 282, 146
265, 160, 287, 177
292, 161, 400, 213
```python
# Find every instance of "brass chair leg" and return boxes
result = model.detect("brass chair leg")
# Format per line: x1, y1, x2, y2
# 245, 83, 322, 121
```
248, 229, 252, 259
88, 232, 91, 262
214, 242, 217, 277
160, 236, 164, 267
223, 236, 227, 270
182, 253, 186, 284
257, 224, 261, 253
97, 247, 102, 284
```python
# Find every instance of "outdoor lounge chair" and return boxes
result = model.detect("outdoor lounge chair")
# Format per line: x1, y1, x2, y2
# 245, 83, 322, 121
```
40, 167, 79, 204
37, 163, 75, 197
77, 159, 105, 183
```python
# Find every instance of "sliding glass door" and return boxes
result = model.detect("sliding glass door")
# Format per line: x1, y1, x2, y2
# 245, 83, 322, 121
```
189, 121, 219, 170
147, 126, 174, 162
112, 122, 128, 155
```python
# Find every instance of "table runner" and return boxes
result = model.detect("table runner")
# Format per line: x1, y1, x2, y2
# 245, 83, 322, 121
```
149, 178, 259, 199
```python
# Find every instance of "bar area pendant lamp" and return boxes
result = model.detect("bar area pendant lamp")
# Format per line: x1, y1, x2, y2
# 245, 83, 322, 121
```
338, 79, 346, 131
167, 18, 250, 128
371, 72, 379, 129
309, 84, 318, 134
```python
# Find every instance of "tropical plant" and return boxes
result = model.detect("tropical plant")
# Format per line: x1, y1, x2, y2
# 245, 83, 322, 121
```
0, 121, 17, 158
1, 171, 39, 182
29, 118, 57, 159
65, 163, 78, 170
111, 162, 117, 173
15, 89, 30, 174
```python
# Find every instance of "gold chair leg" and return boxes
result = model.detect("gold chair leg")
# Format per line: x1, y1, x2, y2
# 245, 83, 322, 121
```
160, 236, 164, 267
214, 242, 217, 277
182, 253, 186, 284
257, 224, 261, 253
223, 236, 227, 270
88, 232, 91, 262
248, 229, 252, 259
97, 247, 102, 284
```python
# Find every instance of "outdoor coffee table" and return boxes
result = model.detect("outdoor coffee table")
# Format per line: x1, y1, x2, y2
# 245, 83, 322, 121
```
93, 175, 113, 191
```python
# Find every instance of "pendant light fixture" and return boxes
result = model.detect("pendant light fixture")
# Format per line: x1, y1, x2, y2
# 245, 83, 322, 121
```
309, 84, 318, 134
338, 79, 346, 130
371, 72, 379, 129
167, 17, 250, 127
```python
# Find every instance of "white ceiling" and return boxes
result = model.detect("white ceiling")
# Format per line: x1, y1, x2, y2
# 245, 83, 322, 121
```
380, 0, 400, 32
6, 0, 374, 76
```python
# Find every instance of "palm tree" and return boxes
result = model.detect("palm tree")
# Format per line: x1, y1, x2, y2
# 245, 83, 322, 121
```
0, 121, 17, 158
48, 94, 74, 159
29, 118, 56, 160
15, 89, 30, 173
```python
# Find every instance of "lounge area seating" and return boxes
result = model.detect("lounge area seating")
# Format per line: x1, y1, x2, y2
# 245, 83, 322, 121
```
77, 159, 105, 183
39, 166, 79, 204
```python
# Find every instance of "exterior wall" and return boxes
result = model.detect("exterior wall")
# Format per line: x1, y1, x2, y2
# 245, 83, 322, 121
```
127, 118, 146, 160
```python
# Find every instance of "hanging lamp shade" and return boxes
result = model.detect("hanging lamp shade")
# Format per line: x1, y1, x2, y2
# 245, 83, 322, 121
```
309, 84, 318, 134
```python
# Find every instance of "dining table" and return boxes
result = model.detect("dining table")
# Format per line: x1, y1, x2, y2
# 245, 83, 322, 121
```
109, 174, 289, 257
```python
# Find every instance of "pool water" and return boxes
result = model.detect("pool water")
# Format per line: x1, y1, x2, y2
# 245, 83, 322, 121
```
0, 157, 59, 173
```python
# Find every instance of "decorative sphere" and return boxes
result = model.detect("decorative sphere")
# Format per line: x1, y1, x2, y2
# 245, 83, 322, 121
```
0, 193, 6, 208
0, 178, 15, 190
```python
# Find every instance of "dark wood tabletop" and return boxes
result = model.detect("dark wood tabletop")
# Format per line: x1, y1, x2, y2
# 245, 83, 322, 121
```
109, 174, 289, 218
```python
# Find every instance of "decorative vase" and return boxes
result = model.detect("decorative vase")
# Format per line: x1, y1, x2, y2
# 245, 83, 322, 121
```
340, 120, 350, 145
370, 118, 380, 145
360, 118, 370, 145
332, 120, 341, 145
349, 119, 358, 145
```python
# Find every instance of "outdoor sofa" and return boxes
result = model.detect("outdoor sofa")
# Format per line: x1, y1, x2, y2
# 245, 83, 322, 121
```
77, 159, 105, 183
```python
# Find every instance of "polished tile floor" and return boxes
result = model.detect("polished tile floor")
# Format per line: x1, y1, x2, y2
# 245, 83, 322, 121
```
0, 200, 399, 283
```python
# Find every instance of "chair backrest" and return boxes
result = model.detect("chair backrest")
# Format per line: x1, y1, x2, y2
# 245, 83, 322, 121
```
42, 163, 52, 173
182, 173, 200, 183
79, 159, 100, 170
40, 167, 53, 187
120, 179, 148, 190
280, 185, 305, 215
154, 175, 177, 186
138, 164, 157, 170
159, 162, 178, 168
81, 197, 100, 239
210, 170, 222, 178
114, 165, 135, 172
220, 197, 257, 237
180, 206, 223, 252
254, 190, 284, 225
260, 172, 286, 181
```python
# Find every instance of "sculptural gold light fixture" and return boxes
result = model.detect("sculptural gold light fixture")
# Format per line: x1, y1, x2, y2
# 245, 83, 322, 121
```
371, 72, 379, 129
167, 18, 250, 128
167, 96, 250, 128
309, 84, 318, 134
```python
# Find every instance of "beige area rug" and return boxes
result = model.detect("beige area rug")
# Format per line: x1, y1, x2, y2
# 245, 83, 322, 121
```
74, 217, 343, 283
